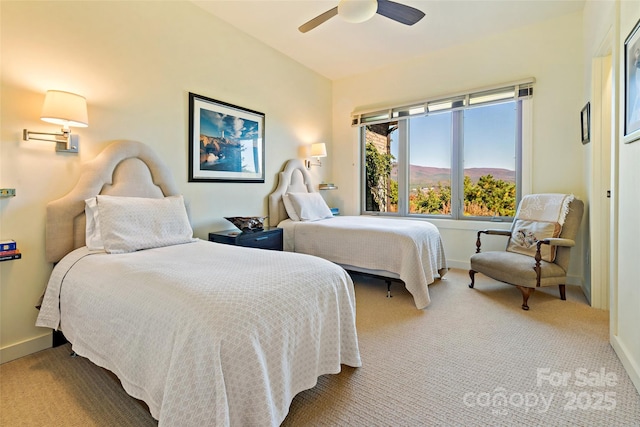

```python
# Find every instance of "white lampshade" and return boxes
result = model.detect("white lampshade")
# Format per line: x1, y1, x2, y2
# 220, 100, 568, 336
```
338, 0, 378, 23
40, 90, 89, 128
310, 142, 327, 158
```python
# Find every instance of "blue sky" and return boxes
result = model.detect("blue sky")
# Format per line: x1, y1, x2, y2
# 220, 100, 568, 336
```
200, 110, 259, 140
392, 101, 516, 170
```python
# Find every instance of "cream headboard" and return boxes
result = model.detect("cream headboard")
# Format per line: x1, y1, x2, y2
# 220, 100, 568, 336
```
268, 159, 315, 227
46, 140, 181, 263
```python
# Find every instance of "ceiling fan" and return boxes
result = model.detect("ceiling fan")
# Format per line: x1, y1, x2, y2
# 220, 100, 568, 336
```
298, 0, 425, 33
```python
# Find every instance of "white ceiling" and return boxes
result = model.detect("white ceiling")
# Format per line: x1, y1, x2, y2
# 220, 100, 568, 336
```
193, 0, 585, 81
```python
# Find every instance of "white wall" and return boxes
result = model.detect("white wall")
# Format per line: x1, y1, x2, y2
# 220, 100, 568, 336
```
331, 12, 586, 274
0, 1, 332, 362
612, 0, 640, 393
581, 0, 640, 396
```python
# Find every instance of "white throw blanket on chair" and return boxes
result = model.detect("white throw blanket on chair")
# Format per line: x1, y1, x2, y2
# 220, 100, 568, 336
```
515, 193, 575, 225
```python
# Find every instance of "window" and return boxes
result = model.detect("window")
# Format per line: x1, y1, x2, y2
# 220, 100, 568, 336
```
364, 123, 398, 212
408, 113, 452, 215
357, 81, 532, 220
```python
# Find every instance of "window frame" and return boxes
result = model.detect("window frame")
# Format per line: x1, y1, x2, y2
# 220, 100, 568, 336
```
357, 81, 533, 221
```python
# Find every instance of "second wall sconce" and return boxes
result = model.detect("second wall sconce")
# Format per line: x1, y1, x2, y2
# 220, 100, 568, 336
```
305, 142, 327, 168
23, 90, 89, 153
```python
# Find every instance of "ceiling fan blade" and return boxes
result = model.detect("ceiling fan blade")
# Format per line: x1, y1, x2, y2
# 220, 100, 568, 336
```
376, 0, 425, 26
298, 6, 339, 33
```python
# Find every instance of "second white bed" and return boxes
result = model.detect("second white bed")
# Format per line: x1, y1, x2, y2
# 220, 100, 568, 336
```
279, 215, 447, 309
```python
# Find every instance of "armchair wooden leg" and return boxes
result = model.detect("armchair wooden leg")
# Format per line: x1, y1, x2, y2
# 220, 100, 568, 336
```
516, 286, 534, 310
559, 284, 566, 301
469, 270, 476, 288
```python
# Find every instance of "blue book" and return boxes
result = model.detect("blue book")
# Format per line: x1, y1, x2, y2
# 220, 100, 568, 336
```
0, 240, 16, 251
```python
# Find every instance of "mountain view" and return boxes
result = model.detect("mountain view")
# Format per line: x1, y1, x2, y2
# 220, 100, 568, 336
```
391, 164, 515, 188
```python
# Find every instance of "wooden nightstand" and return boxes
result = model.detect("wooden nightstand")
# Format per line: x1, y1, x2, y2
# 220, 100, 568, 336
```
208, 227, 283, 251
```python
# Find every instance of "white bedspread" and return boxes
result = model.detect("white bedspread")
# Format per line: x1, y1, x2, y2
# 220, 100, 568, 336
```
279, 216, 448, 309
36, 240, 361, 426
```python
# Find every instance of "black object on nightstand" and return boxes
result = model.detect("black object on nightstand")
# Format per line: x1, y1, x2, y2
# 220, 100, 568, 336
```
208, 227, 283, 251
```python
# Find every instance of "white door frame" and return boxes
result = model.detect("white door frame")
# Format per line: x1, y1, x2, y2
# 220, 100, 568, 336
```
589, 52, 613, 310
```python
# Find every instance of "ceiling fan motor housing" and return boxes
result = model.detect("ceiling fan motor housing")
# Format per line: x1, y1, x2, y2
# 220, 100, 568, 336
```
298, 0, 424, 33
338, 0, 378, 23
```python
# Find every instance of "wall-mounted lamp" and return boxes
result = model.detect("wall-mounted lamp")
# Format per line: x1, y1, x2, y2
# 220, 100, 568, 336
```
305, 142, 327, 169
319, 183, 338, 190
23, 90, 89, 153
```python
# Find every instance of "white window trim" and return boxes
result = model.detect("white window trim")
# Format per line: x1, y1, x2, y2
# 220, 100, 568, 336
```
358, 80, 534, 221
352, 78, 535, 127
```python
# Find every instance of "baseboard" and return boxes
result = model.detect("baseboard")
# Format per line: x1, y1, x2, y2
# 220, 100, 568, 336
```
610, 334, 640, 395
566, 274, 582, 287
581, 281, 592, 305
0, 333, 52, 364
446, 260, 470, 270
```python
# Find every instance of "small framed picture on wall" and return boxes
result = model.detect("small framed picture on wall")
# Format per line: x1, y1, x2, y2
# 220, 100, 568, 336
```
581, 102, 590, 144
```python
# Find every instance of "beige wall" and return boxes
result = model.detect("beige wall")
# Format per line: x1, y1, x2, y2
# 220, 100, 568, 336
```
613, 0, 640, 393
331, 12, 586, 273
581, 0, 640, 395
0, 1, 332, 362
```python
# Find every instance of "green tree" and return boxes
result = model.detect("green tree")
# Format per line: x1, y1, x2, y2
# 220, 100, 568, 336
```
411, 183, 451, 214
463, 174, 516, 216
408, 175, 514, 216
365, 142, 395, 212
389, 179, 398, 212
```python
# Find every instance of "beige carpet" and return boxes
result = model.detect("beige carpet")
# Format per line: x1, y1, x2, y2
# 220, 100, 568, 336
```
2, 268, 639, 426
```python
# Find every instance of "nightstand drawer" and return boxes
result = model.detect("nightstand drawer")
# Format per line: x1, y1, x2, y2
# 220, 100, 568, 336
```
236, 231, 282, 250
208, 227, 283, 251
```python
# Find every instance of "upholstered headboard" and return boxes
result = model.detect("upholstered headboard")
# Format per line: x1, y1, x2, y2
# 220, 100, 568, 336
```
268, 159, 315, 227
46, 140, 181, 263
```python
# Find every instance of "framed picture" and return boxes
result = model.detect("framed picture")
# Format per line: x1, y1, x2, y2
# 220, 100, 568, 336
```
581, 102, 590, 144
624, 18, 640, 143
188, 92, 265, 182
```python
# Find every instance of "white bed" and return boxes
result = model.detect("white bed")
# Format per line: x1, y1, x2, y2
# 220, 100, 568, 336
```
36, 141, 361, 426
268, 159, 448, 309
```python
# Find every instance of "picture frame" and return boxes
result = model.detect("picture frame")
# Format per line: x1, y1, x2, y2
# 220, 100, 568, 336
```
624, 18, 640, 143
188, 92, 265, 182
581, 102, 590, 145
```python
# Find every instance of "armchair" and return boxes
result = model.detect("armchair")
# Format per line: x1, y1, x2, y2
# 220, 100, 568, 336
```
469, 194, 584, 310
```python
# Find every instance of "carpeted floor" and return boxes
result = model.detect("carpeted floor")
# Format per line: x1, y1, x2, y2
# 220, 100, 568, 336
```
2, 268, 639, 426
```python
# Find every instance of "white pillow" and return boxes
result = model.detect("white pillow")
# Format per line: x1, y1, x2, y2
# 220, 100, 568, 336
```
282, 193, 300, 221
84, 197, 104, 251
96, 195, 195, 254
286, 192, 333, 222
